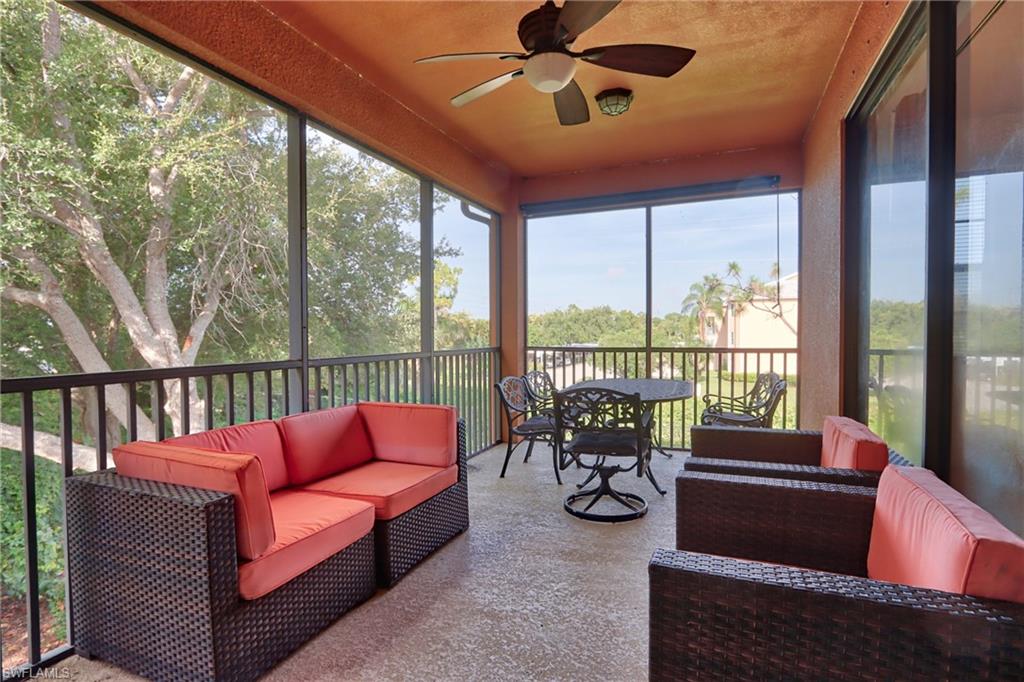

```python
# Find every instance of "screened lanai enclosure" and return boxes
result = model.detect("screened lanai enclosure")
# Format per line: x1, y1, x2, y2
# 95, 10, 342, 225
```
1, 2, 803, 668
3, 0, 1022, 678
1, 1, 504, 667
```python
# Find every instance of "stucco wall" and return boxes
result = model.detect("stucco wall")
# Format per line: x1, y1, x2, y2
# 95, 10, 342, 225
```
798, 0, 908, 427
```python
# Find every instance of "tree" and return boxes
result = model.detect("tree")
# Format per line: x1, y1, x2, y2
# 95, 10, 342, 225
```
681, 275, 724, 345
0, 1, 434, 450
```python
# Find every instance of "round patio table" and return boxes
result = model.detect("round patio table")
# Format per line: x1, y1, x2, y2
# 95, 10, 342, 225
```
570, 378, 694, 404
558, 378, 693, 521
569, 378, 694, 460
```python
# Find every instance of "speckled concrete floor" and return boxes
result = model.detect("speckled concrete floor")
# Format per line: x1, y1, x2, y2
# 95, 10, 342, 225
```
61, 444, 681, 681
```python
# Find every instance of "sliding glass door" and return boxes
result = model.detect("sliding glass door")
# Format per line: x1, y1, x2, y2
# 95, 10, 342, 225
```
852, 26, 930, 464
951, 0, 1023, 534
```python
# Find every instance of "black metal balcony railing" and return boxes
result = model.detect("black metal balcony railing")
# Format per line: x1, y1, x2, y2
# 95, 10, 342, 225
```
0, 347, 499, 676
526, 345, 799, 450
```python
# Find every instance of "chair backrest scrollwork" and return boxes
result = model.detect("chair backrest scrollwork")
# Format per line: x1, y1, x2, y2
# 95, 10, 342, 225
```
523, 370, 555, 408
495, 375, 530, 422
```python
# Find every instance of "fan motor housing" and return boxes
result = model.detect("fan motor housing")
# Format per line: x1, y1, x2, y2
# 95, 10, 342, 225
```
518, 1, 563, 52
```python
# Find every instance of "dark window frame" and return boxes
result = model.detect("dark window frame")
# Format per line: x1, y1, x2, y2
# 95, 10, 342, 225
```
843, 0, 957, 478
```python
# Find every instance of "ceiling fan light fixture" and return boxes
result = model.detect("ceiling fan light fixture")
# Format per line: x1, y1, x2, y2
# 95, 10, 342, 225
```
595, 87, 633, 116
523, 51, 577, 93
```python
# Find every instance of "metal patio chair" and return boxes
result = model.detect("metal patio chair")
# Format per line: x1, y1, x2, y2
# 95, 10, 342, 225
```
523, 369, 556, 417
701, 373, 787, 428
495, 375, 559, 483
554, 386, 663, 521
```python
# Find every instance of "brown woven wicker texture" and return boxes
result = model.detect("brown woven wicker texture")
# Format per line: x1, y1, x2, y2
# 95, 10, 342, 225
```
687, 425, 909, 485
690, 425, 824, 463
66, 419, 469, 681
656, 471, 1024, 680
375, 420, 469, 586
684, 456, 882, 486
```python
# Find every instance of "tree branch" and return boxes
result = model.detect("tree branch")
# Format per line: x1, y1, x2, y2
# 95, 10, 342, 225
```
161, 65, 196, 115
181, 270, 223, 365
39, 9, 173, 370
115, 54, 157, 115
2, 248, 155, 438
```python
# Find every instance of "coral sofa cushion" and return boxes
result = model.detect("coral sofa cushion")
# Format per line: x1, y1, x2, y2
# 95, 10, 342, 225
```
165, 420, 290, 492
820, 416, 888, 471
238, 490, 374, 600
301, 460, 458, 520
277, 406, 374, 485
358, 402, 457, 468
868, 466, 1024, 603
112, 441, 275, 560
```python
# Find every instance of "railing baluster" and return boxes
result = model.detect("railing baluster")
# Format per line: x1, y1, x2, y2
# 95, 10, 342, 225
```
226, 373, 236, 426
282, 369, 290, 416
314, 366, 322, 410
58, 385, 75, 645
328, 365, 336, 407
180, 377, 190, 435
247, 372, 256, 422
265, 370, 273, 419
782, 352, 790, 428
21, 390, 42, 666
60, 388, 73, 478
95, 384, 107, 469
155, 380, 166, 439
128, 382, 138, 442
205, 375, 215, 429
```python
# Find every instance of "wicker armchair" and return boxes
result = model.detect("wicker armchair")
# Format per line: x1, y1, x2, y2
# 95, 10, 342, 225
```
649, 470, 1024, 681
684, 424, 890, 486
701, 372, 786, 428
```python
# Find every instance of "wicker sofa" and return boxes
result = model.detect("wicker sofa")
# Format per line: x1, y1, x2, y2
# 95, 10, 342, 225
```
684, 416, 904, 486
649, 466, 1024, 680
67, 402, 469, 682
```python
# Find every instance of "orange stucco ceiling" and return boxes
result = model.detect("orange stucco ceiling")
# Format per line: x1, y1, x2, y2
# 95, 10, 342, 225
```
261, 1, 861, 179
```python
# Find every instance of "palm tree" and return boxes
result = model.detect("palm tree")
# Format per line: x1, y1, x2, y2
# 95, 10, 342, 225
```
681, 275, 724, 345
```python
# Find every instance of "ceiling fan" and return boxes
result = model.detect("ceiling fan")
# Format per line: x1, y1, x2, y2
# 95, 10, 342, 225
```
415, 0, 696, 126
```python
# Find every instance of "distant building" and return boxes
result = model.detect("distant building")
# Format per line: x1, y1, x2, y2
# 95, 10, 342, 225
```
707, 272, 799, 374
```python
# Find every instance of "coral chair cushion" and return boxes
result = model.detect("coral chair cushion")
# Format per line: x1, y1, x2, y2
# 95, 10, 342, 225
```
238, 490, 374, 599
868, 466, 1024, 603
357, 402, 458, 468
300, 460, 458, 520
112, 441, 275, 560
165, 420, 290, 492
277, 406, 374, 485
820, 416, 888, 471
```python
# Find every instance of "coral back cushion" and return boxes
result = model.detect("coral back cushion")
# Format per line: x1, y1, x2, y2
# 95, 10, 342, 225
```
165, 420, 290, 492
277, 406, 374, 485
112, 441, 275, 560
820, 416, 888, 471
867, 466, 1024, 603
358, 402, 457, 467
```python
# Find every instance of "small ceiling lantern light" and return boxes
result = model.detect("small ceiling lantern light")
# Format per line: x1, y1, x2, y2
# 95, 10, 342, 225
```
595, 88, 634, 116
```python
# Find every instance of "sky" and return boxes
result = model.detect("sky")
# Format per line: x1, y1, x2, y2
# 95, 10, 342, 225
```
434, 192, 491, 319
527, 193, 800, 317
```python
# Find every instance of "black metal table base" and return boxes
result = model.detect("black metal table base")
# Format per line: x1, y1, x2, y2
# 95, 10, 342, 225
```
564, 467, 648, 522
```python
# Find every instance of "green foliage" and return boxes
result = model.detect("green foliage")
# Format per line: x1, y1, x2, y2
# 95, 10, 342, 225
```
0, 450, 67, 638
868, 300, 925, 350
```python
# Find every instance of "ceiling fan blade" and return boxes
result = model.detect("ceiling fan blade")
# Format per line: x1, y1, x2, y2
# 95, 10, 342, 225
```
416, 52, 526, 64
451, 69, 524, 107
556, 0, 621, 43
579, 44, 696, 77
553, 79, 589, 126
